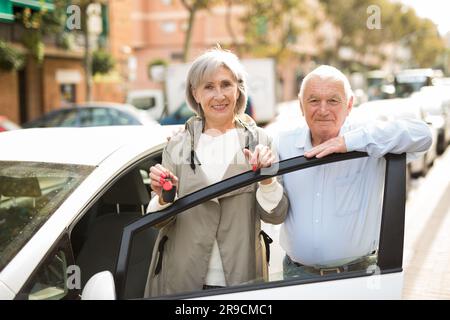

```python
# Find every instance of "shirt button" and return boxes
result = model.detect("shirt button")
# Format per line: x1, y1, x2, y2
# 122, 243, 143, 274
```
315, 219, 319, 223
316, 193, 320, 197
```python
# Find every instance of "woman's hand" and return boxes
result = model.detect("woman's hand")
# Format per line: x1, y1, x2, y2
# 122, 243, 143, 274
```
149, 164, 179, 203
243, 145, 275, 185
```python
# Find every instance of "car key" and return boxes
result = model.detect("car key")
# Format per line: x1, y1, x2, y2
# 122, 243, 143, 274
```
161, 177, 176, 203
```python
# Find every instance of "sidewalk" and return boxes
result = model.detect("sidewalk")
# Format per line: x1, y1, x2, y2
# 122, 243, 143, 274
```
402, 147, 450, 299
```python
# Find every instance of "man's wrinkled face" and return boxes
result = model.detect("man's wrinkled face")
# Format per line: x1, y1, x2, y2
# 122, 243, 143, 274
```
300, 76, 353, 145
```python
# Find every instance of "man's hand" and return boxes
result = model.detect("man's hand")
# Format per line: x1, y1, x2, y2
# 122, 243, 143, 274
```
304, 136, 347, 158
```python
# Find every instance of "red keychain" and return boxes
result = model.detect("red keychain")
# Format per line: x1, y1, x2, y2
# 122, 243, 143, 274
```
161, 176, 176, 203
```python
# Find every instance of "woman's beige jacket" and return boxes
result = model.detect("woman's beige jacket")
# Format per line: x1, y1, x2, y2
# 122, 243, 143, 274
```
144, 116, 289, 297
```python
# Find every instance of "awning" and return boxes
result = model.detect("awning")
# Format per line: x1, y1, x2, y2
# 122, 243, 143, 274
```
10, 0, 54, 11
0, 2, 14, 22
0, 0, 54, 23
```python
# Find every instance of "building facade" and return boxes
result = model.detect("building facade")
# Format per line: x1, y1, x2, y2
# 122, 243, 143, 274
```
0, 0, 87, 125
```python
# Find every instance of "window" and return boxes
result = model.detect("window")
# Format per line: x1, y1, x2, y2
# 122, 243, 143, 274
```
69, 151, 162, 299
43, 110, 71, 127
17, 234, 80, 300
59, 109, 80, 127
114, 152, 406, 299
90, 108, 114, 126
161, 22, 176, 33
131, 97, 156, 111
109, 109, 140, 125
0, 161, 94, 272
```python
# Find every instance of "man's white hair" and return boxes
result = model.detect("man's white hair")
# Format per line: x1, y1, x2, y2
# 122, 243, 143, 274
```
298, 65, 354, 103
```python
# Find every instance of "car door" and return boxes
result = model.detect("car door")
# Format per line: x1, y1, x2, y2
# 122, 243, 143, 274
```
113, 151, 406, 299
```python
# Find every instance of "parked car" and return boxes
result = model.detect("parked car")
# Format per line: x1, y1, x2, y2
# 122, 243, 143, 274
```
354, 98, 437, 178
412, 86, 450, 155
159, 102, 195, 125
126, 90, 165, 121
22, 102, 157, 128
0, 116, 21, 132
394, 68, 443, 98
0, 126, 407, 300
366, 70, 395, 101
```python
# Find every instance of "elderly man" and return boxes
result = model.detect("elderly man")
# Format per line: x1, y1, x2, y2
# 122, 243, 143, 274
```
276, 65, 432, 278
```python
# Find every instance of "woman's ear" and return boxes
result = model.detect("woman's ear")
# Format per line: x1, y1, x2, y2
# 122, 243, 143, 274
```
192, 89, 200, 104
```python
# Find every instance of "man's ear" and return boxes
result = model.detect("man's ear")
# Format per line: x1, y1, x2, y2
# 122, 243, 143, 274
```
346, 96, 354, 115
299, 98, 305, 116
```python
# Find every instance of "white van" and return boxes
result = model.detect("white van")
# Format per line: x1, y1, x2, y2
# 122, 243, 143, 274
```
126, 89, 165, 120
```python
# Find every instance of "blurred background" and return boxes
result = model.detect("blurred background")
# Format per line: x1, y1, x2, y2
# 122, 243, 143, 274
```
1, 0, 449, 127
0, 0, 449, 299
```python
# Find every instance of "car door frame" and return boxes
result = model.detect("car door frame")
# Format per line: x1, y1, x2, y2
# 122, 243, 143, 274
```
114, 152, 406, 299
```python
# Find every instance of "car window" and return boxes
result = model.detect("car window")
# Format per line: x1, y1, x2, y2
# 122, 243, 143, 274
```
143, 168, 380, 298
59, 109, 80, 127
109, 108, 140, 125
17, 234, 79, 300
78, 108, 94, 127
75, 108, 110, 127
44, 110, 71, 127
69, 151, 162, 299
114, 152, 405, 299
131, 97, 156, 111
0, 161, 94, 272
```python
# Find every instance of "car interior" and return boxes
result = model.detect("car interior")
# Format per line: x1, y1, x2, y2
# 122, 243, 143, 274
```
69, 152, 162, 299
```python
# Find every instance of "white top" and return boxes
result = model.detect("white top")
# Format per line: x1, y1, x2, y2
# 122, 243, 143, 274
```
276, 118, 432, 267
147, 128, 283, 286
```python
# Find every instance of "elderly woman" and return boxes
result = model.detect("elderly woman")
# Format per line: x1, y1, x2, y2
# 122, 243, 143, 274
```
144, 48, 288, 297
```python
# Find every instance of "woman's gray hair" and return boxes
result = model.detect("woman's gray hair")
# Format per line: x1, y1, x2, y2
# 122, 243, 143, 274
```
185, 47, 248, 117
299, 65, 354, 103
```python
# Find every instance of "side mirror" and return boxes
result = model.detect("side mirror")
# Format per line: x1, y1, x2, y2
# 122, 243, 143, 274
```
82, 271, 116, 300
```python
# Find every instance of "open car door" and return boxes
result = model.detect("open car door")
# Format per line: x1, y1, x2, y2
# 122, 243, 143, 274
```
86, 151, 406, 299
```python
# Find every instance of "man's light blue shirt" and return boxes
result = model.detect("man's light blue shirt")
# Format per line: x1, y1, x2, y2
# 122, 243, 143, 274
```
275, 118, 432, 267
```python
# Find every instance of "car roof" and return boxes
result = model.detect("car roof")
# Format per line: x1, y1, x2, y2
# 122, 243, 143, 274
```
0, 125, 174, 166
53, 102, 143, 114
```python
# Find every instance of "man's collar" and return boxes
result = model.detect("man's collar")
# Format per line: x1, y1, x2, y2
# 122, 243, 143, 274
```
295, 126, 313, 151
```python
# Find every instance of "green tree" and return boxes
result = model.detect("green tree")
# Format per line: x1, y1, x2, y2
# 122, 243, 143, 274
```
180, 0, 221, 62
238, 0, 314, 62
318, 0, 384, 69
92, 49, 114, 75
0, 40, 25, 72
318, 0, 446, 71
409, 19, 446, 68
70, 0, 107, 100
16, 0, 69, 63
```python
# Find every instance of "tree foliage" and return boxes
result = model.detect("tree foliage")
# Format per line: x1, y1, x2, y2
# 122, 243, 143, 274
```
180, 0, 221, 62
237, 0, 314, 61
92, 50, 115, 75
0, 40, 25, 72
317, 0, 446, 70
15, 1, 69, 63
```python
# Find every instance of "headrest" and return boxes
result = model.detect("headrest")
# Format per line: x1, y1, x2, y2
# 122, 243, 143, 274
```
101, 170, 150, 206
0, 176, 42, 197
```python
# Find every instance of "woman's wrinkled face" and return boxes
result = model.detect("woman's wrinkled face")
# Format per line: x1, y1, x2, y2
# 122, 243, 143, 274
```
193, 66, 240, 126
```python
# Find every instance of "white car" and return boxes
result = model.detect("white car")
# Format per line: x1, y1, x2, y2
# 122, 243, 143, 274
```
0, 126, 407, 300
